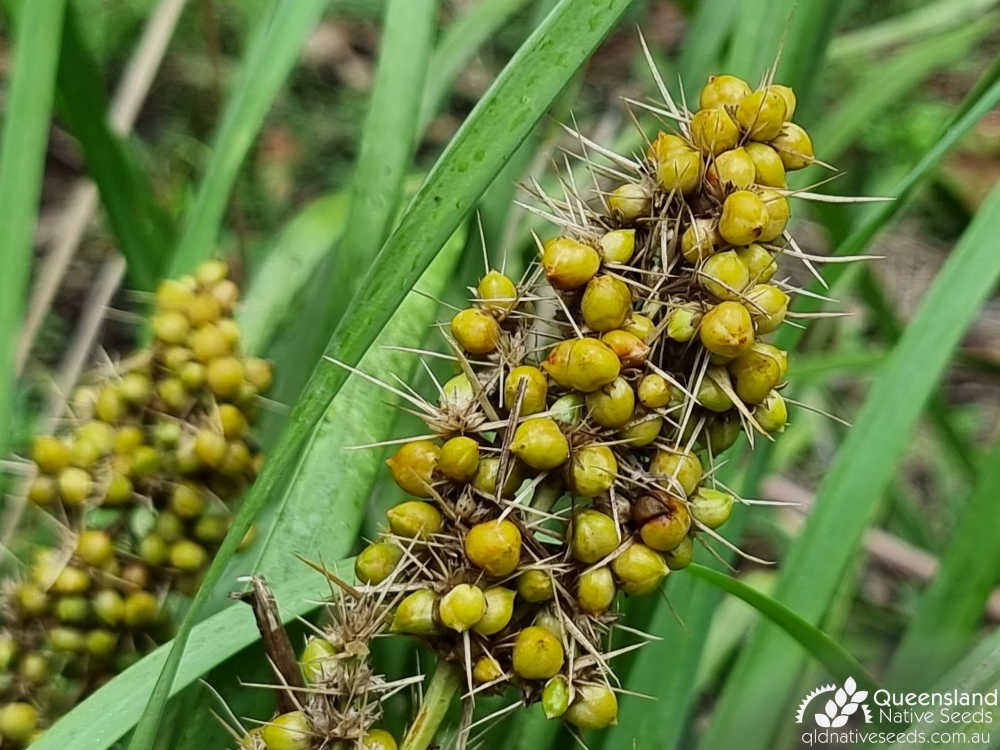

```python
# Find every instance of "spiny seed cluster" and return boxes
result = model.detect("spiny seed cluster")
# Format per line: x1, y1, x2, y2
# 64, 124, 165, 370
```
0, 261, 272, 746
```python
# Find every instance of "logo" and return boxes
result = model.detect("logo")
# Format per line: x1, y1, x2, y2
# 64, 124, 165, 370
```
796, 676, 872, 728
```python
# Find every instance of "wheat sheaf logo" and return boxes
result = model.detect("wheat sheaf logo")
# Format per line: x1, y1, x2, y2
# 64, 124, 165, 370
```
795, 677, 872, 728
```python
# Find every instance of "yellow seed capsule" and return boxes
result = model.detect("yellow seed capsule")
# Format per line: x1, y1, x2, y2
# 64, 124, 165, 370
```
622, 413, 663, 447
623, 313, 656, 343
123, 590, 159, 627
542, 236, 601, 290
770, 122, 813, 170
387, 500, 443, 540
96, 385, 126, 423
736, 243, 777, 282
186, 292, 221, 326
607, 182, 650, 220
564, 338, 621, 392
746, 283, 788, 333
698, 250, 750, 300
699, 74, 751, 110
470, 457, 525, 497
511, 418, 569, 470
744, 142, 786, 187
451, 308, 500, 354
195, 259, 228, 285
206, 356, 245, 399
362, 729, 398, 750
473, 655, 503, 684
261, 711, 312, 750
569, 445, 618, 497
300, 636, 337, 685
613, 543, 669, 595
156, 278, 195, 311
477, 271, 518, 316
472, 586, 516, 635
601, 330, 648, 368
769, 84, 796, 120
699, 301, 755, 358
504, 366, 548, 415
719, 190, 768, 246
569, 509, 619, 563
69, 436, 100, 468
680, 217, 718, 265
170, 482, 205, 518
512, 626, 564, 680
736, 89, 787, 140
698, 367, 735, 412
191, 323, 232, 362
28, 474, 56, 505
758, 189, 790, 242
76, 529, 114, 567
690, 107, 740, 155
709, 147, 755, 189
59, 467, 93, 505
729, 342, 785, 404
438, 584, 486, 632
170, 540, 208, 571
441, 373, 475, 408
194, 428, 226, 468
0, 702, 38, 744
581, 275, 632, 332
386, 440, 440, 497
245, 358, 274, 392
439, 436, 480, 481
638, 374, 671, 408
465, 520, 522, 577
518, 570, 554, 603
599, 229, 635, 264
650, 132, 702, 194
565, 684, 619, 730
355, 542, 403, 584
32, 435, 70, 474
212, 278, 240, 309
153, 311, 190, 345
391, 589, 438, 635
664, 536, 694, 569
667, 307, 699, 342
635, 494, 692, 551
649, 449, 703, 497
691, 487, 735, 528
218, 403, 248, 439
585, 377, 635, 428
577, 566, 616, 614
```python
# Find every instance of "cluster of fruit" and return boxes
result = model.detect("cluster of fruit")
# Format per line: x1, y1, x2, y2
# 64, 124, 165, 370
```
0, 261, 272, 745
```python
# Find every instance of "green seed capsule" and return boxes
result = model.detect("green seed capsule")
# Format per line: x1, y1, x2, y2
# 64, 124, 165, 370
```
512, 626, 564, 680
158, 376, 190, 412
391, 589, 439, 635
621, 413, 663, 447
123, 590, 160, 628
55, 595, 89, 623
581, 275, 632, 332
699, 301, 754, 359
438, 436, 480, 482
569, 510, 619, 563
569, 445, 617, 497
649, 449, 703, 497
19, 651, 48, 684
770, 122, 813, 170
585, 377, 635, 428
261, 711, 312, 750
78, 420, 116, 455
49, 625, 85, 652
386, 440, 440, 497
438, 584, 486, 632
690, 107, 740, 155
690, 487, 735, 528
533, 610, 565, 639
86, 628, 119, 658
206, 356, 245, 399
218, 403, 248, 439
28, 475, 57, 506
638, 374, 671, 408
170, 540, 208, 571
719, 190, 768, 246
77, 529, 114, 567
607, 182, 650, 221
664, 536, 694, 569
473, 655, 504, 685
0, 702, 38, 744
746, 283, 788, 333
699, 74, 751, 110
542, 675, 571, 718
477, 271, 518, 316
667, 306, 700, 342
59, 467, 92, 505
736, 244, 777, 283
577, 566, 616, 614
93, 588, 124, 626
680, 217, 718, 264
245, 357, 274, 392
758, 188, 790, 242
729, 342, 785, 404
565, 684, 619, 729
170, 482, 206, 518
650, 132, 702, 194
518, 570, 555, 603
16, 583, 48, 616
69, 436, 101, 468
300, 636, 338, 685
465, 520, 521, 577
769, 84, 796, 119
636, 494, 692, 552
698, 250, 750, 301
191, 324, 232, 362
470, 457, 525, 497
697, 367, 735, 412
736, 89, 786, 140
362, 728, 398, 750
355, 542, 403, 584
441, 374, 475, 408
744, 142, 786, 187
472, 586, 516, 635
387, 500, 443, 540
0, 635, 15, 671
754, 390, 788, 433
504, 366, 548, 415
510, 418, 569, 471
451, 307, 501, 354
613, 543, 669, 596
139, 534, 169, 566
156, 510, 185, 542
542, 236, 601, 290
710, 147, 755, 189
600, 329, 648, 368
599, 229, 635, 264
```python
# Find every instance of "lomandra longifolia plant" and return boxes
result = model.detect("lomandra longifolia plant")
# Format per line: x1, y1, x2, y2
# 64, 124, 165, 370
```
231, 51, 867, 750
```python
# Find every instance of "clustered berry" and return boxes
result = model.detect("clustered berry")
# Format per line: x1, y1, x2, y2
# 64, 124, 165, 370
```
0, 261, 272, 745
244, 70, 822, 749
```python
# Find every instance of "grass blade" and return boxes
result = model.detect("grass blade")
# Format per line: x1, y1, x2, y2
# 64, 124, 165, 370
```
698, 178, 1000, 750
0, 0, 68, 466
132, 0, 632, 743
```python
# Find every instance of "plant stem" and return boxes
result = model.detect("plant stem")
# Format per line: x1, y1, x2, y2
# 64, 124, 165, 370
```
401, 661, 461, 750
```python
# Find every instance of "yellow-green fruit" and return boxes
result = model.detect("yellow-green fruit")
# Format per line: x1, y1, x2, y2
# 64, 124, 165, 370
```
391, 589, 438, 635
195, 514, 230, 543
690, 107, 740, 155
770, 122, 813, 170
736, 88, 787, 140
649, 449, 703, 497
769, 84, 796, 119
211, 278, 240, 309
48, 625, 84, 652
477, 271, 518, 316
206, 356, 244, 399
362, 729, 397, 750
32, 435, 69, 474
163, 345, 193, 371
746, 283, 788, 333
195, 259, 228, 285
472, 586, 516, 635
438, 436, 479, 481
698, 250, 749, 301
218, 403, 248, 438
170, 482, 205, 518
758, 189, 790, 242
114, 424, 145, 453
387, 500, 443, 540
601, 329, 648, 368
170, 540, 208, 571
581, 275, 632, 332
59, 467, 92, 505
504, 366, 548, 415
664, 536, 694, 569
158, 377, 189, 412
186, 292, 221, 326
585, 377, 635, 428
156, 510, 184, 542
699, 74, 751, 109
138, 534, 169, 566
710, 147, 755, 189
191, 323, 231, 362
441, 374, 474, 407
152, 311, 190, 344
123, 590, 159, 627
69, 436, 100, 468
650, 132, 702, 194
698, 367, 735, 412
638, 374, 672, 408
719, 190, 768, 245
729, 342, 785, 404
613, 543, 669, 595
76, 529, 114, 566
565, 684, 619, 729
470, 457, 525, 497
607, 182, 650, 220
623, 313, 656, 342
261, 711, 312, 750
542, 675, 571, 718
737, 243, 777, 283
86, 628, 119, 657
355, 542, 403, 584
569, 509, 619, 563
518, 570, 554, 603
542, 236, 601, 290
220, 440, 252, 477
699, 301, 754, 358
386, 440, 440, 497
569, 445, 617, 497
55, 595, 89, 623
472, 656, 503, 685
465, 520, 522, 577
512, 626, 564, 680
92, 589, 124, 626
577, 566, 616, 614
667, 306, 699, 342
744, 142, 786, 187
637, 495, 692, 551
599, 229, 635, 264
754, 390, 788, 433
451, 308, 501, 354
156, 278, 195, 311
28, 475, 57, 506
510, 418, 569, 470
545, 338, 620, 393
438, 584, 486, 632
680, 217, 717, 264
691, 487, 735, 528
0, 702, 38, 743
19, 652, 48, 683
621, 413, 663, 447
0, 635, 15, 672
245, 357, 274, 392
